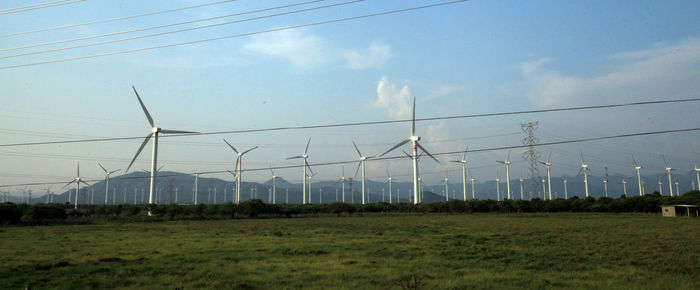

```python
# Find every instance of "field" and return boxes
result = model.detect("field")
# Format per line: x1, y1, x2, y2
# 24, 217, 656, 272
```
1, 213, 698, 289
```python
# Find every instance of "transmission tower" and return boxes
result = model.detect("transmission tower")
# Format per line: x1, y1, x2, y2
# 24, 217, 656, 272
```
521, 121, 541, 199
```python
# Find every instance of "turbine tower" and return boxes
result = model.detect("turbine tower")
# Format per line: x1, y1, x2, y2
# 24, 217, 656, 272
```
695, 163, 700, 192
622, 178, 627, 196
563, 179, 568, 199
126, 86, 197, 211
633, 156, 643, 196
223, 139, 258, 203
63, 163, 90, 210
288, 137, 313, 204
451, 146, 468, 201
578, 153, 591, 197
385, 169, 395, 204
663, 155, 675, 197
379, 98, 439, 204
443, 168, 449, 201
496, 150, 512, 199
495, 171, 501, 201
538, 152, 552, 200
352, 141, 374, 205
98, 163, 120, 206
339, 167, 346, 203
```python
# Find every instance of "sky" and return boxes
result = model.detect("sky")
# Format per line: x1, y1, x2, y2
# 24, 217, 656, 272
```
1, 0, 700, 195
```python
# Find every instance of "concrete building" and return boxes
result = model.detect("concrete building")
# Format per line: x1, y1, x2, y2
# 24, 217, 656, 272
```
661, 205, 699, 217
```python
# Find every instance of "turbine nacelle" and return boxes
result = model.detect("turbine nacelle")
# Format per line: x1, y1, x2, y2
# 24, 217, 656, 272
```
410, 136, 420, 142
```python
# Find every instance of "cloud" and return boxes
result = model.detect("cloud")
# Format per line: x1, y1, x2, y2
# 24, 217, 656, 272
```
520, 38, 700, 107
373, 76, 412, 119
244, 29, 327, 69
423, 84, 462, 102
343, 43, 392, 69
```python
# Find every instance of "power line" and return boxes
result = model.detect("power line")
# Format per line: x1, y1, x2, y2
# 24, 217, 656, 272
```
0, 97, 697, 148
0, 0, 324, 52
0, 0, 363, 59
0, 0, 468, 69
0, 0, 84, 15
0, 0, 237, 38
2, 127, 698, 188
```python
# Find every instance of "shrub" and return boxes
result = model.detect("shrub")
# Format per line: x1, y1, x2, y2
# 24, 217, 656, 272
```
239, 199, 266, 218
0, 203, 22, 225
20, 205, 67, 225
328, 202, 354, 216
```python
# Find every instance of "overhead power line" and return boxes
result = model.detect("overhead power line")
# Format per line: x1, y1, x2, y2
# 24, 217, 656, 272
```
1, 126, 697, 188
0, 0, 84, 15
0, 0, 324, 52
0, 0, 469, 69
0, 0, 363, 59
0, 97, 697, 148
0, 0, 238, 38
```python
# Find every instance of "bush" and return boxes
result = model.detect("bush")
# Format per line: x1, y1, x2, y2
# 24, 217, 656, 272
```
240, 199, 266, 218
328, 202, 355, 216
20, 205, 66, 225
0, 203, 22, 225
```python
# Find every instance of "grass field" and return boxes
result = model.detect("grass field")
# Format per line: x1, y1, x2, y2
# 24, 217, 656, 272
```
1, 213, 698, 289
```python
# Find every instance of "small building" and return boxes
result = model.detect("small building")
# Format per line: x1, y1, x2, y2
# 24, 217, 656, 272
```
661, 204, 699, 217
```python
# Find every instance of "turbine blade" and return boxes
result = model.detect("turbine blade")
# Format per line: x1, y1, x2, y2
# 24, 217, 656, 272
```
354, 161, 361, 179
227, 170, 236, 177
304, 137, 311, 155
305, 160, 314, 175
380, 139, 410, 157
126, 133, 152, 173
402, 150, 412, 159
462, 145, 468, 161
496, 161, 505, 164
506, 150, 511, 162
386, 168, 390, 178
352, 141, 363, 158
80, 180, 91, 186
98, 163, 107, 174
158, 164, 165, 172
132, 86, 154, 128
411, 97, 416, 136
632, 155, 638, 166
109, 169, 121, 174
161, 129, 197, 134
580, 152, 585, 164
577, 167, 583, 176
223, 139, 239, 154
662, 155, 669, 167
77, 162, 80, 177
62, 180, 76, 188
416, 143, 439, 163
241, 146, 258, 155
547, 151, 552, 163
287, 156, 303, 160
451, 160, 463, 163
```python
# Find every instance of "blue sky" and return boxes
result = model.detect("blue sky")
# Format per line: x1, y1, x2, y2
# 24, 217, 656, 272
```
1, 0, 699, 193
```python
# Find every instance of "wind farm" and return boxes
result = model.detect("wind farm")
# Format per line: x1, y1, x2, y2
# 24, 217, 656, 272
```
1, 1, 699, 289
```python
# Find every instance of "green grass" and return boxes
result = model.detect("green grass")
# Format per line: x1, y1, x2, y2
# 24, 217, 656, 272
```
1, 213, 698, 289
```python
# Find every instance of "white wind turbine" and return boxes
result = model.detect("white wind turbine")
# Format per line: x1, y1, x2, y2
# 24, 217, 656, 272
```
62, 163, 90, 210
578, 153, 591, 197
288, 137, 313, 204
339, 167, 347, 203
98, 163, 120, 206
496, 150, 512, 200
385, 169, 395, 204
622, 178, 627, 196
695, 162, 700, 191
352, 141, 375, 205
379, 97, 439, 204
307, 172, 316, 204
633, 156, 643, 196
538, 152, 552, 200
443, 168, 449, 201
270, 167, 277, 204
126, 86, 197, 211
519, 177, 524, 200
663, 155, 675, 197
495, 171, 501, 201
658, 179, 663, 195
563, 179, 568, 199
451, 146, 468, 201
223, 139, 258, 203
469, 170, 477, 200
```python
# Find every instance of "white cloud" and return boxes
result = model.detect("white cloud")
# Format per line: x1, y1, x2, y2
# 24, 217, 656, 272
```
520, 38, 700, 107
343, 43, 392, 69
517, 57, 551, 74
373, 76, 412, 119
244, 29, 327, 69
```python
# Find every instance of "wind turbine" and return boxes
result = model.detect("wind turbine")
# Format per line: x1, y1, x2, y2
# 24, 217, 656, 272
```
622, 178, 627, 196
633, 156, 643, 196
98, 163, 120, 206
578, 153, 591, 197
663, 155, 675, 197
451, 146, 468, 201
385, 169, 395, 204
695, 163, 700, 192
469, 170, 477, 200
538, 152, 552, 200
443, 168, 449, 201
674, 181, 680, 197
603, 166, 609, 198
495, 171, 501, 201
223, 139, 258, 204
519, 176, 524, 200
63, 163, 90, 210
270, 167, 277, 204
352, 141, 374, 205
288, 137, 313, 204
379, 97, 439, 204
339, 167, 346, 203
563, 179, 568, 199
307, 172, 316, 204
125, 86, 197, 212
658, 179, 663, 195
496, 150, 512, 200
